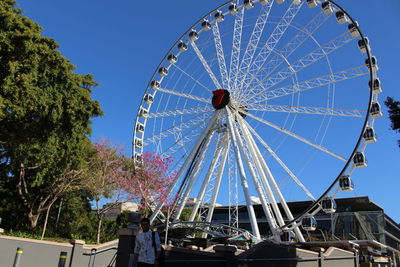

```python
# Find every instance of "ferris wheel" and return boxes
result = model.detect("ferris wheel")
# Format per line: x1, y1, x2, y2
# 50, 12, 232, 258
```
132, 0, 381, 242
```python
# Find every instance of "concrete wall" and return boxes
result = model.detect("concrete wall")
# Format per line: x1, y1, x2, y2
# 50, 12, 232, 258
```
323, 247, 358, 267
159, 242, 359, 267
1, 234, 361, 267
235, 241, 358, 267
0, 235, 118, 267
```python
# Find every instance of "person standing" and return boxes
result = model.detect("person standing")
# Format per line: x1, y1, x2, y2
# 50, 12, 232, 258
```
133, 217, 161, 267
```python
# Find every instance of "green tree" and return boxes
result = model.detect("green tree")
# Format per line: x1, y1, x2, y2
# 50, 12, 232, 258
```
0, 0, 103, 229
115, 210, 130, 229
385, 97, 400, 146
52, 192, 96, 242
36, 191, 96, 242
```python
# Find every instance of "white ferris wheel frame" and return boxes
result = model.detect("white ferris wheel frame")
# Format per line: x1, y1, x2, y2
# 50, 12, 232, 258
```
132, 0, 380, 243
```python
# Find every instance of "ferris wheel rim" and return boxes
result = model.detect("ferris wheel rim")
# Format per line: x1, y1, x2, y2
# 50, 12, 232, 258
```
280, 0, 376, 230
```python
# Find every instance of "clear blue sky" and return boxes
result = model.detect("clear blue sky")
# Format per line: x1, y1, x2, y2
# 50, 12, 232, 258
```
16, 0, 400, 222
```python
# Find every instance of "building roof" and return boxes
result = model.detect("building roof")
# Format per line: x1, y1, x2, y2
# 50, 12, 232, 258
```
213, 196, 384, 214
211, 196, 400, 224
284, 196, 384, 214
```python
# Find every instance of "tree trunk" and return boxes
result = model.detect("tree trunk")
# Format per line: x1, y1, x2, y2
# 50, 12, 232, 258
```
41, 200, 55, 240
28, 211, 39, 229
55, 198, 63, 228
96, 215, 103, 244
95, 198, 102, 244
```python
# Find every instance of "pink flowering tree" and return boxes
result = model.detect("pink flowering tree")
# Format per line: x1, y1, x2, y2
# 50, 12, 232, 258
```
84, 139, 175, 243
119, 151, 175, 217
84, 139, 130, 244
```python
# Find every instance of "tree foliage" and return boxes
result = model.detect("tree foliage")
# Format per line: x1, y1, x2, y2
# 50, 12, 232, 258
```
40, 192, 96, 241
385, 97, 400, 146
83, 139, 130, 243
83, 140, 174, 243
119, 151, 174, 216
0, 0, 102, 229
0, 0, 175, 243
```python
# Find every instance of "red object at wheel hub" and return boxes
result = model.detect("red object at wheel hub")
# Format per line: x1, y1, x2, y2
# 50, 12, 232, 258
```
212, 89, 230, 110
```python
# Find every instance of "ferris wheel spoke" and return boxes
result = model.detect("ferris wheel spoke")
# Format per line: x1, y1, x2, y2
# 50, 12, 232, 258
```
247, 104, 365, 117
241, 1, 304, 95
250, 65, 369, 103
172, 64, 212, 93
277, 10, 331, 63
228, 4, 244, 94
212, 22, 229, 89
191, 42, 222, 89
244, 111, 346, 162
243, 10, 331, 94
148, 106, 213, 119
144, 112, 213, 147
149, 112, 220, 223
235, 1, 273, 91
244, 31, 356, 99
155, 87, 209, 103
161, 124, 208, 158
243, 119, 315, 200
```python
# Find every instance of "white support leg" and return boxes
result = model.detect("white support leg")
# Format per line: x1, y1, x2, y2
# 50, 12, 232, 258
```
231, 112, 281, 241
188, 133, 229, 221
228, 150, 239, 229
237, 117, 286, 227
243, 121, 305, 242
205, 137, 230, 223
225, 107, 261, 240
202, 137, 230, 238
173, 129, 215, 222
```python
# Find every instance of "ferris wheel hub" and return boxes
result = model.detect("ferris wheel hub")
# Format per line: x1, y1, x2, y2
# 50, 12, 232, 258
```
212, 89, 230, 110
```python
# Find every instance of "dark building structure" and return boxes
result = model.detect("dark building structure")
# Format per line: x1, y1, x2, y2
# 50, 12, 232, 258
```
211, 196, 400, 261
